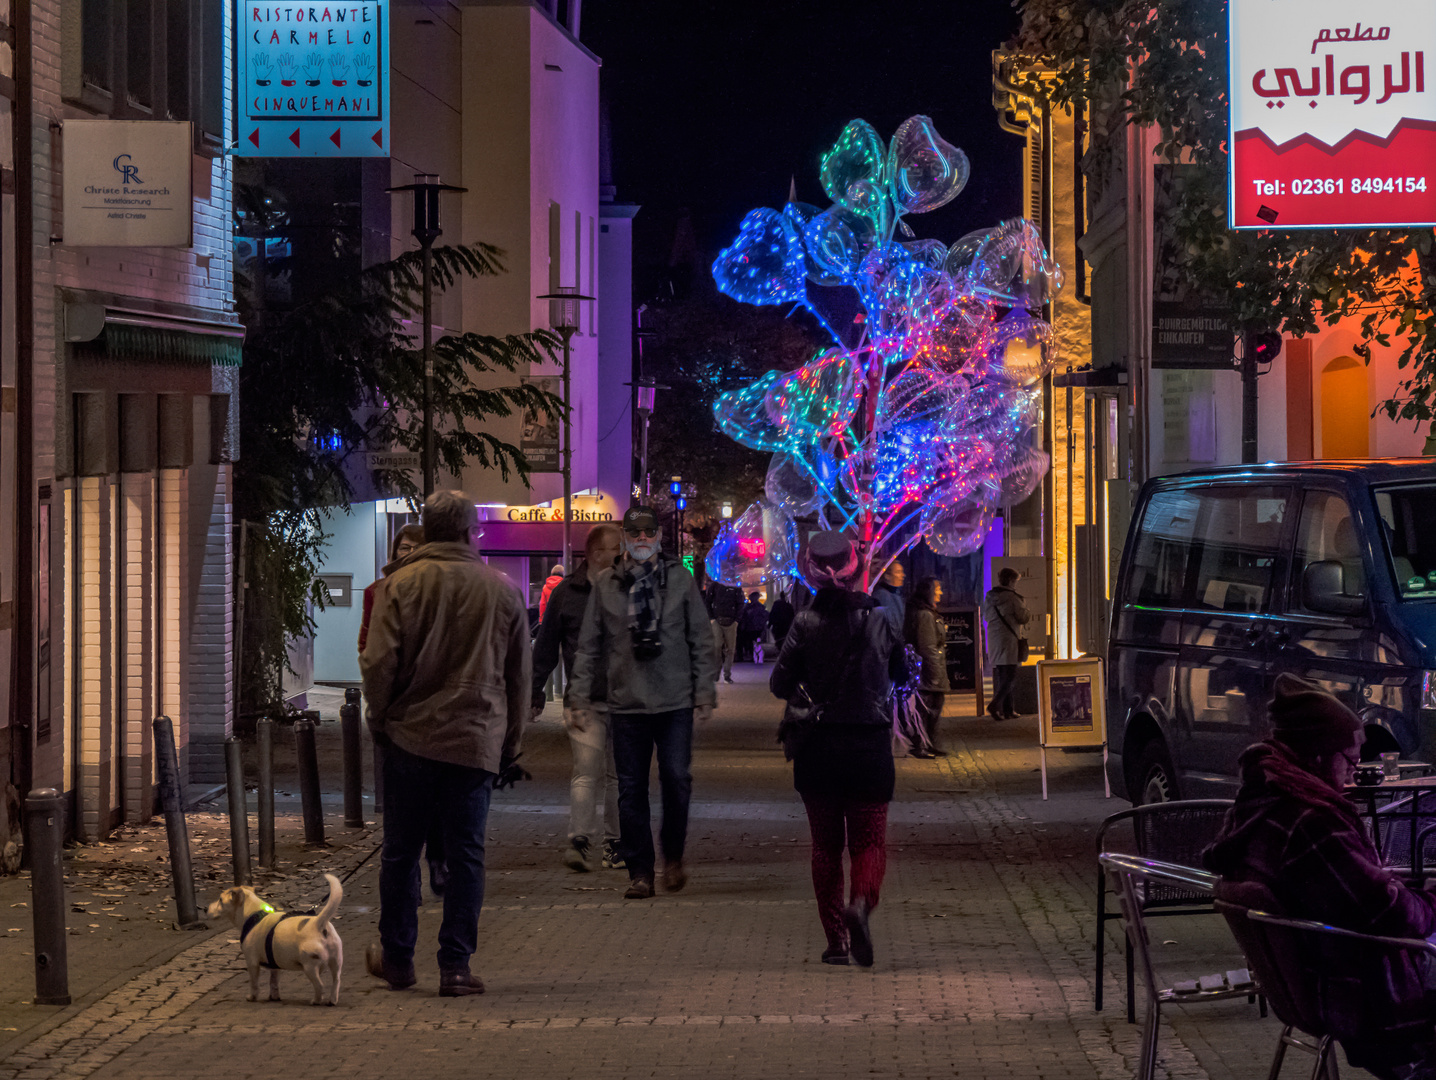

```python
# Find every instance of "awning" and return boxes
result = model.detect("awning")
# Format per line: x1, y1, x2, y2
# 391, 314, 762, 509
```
67, 303, 245, 367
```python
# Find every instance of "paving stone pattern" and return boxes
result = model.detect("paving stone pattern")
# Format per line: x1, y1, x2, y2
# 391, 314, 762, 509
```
0, 671, 1376, 1079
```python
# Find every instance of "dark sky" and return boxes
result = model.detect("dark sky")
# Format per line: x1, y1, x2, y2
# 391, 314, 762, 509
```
585, 0, 1026, 293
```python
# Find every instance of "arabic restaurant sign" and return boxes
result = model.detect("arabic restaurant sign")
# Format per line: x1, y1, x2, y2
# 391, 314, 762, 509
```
1229, 0, 1436, 228
233, 1, 389, 157
62, 121, 193, 247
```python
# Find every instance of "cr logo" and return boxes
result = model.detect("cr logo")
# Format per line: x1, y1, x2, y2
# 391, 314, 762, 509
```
113, 154, 142, 185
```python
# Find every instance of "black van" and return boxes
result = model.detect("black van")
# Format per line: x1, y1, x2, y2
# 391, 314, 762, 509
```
1107, 461, 1436, 804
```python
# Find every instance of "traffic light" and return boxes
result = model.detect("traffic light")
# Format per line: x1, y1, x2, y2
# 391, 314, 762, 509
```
1249, 331, 1282, 364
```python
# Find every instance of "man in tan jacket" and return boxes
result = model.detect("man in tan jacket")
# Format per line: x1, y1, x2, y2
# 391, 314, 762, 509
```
360, 490, 530, 997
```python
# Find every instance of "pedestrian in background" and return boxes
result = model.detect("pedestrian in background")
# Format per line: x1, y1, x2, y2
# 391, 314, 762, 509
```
570, 506, 718, 900
360, 490, 531, 997
983, 567, 1031, 721
904, 577, 950, 757
738, 590, 769, 663
769, 590, 796, 651
532, 523, 626, 873
872, 560, 906, 633
771, 531, 905, 968
706, 580, 743, 683
538, 562, 566, 620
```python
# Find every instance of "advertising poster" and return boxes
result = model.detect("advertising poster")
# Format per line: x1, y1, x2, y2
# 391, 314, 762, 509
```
521, 377, 560, 472
1152, 165, 1233, 368
1036, 657, 1107, 750
234, 0, 389, 157
1229, 0, 1436, 228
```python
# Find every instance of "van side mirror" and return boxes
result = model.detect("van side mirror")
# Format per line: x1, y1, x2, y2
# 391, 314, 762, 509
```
1302, 560, 1365, 616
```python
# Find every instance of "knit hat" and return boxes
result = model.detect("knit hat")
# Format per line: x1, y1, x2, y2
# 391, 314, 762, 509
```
1269, 672, 1363, 756
798, 531, 861, 589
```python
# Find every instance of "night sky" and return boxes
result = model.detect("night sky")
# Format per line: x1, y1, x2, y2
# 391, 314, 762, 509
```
585, 0, 1026, 295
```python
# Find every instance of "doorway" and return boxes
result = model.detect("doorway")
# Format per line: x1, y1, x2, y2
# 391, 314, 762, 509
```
1319, 356, 1369, 458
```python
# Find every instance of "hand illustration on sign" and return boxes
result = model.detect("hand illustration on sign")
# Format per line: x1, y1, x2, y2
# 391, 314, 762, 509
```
354, 55, 375, 87
252, 54, 272, 87
304, 52, 324, 86
329, 54, 350, 87
277, 54, 297, 87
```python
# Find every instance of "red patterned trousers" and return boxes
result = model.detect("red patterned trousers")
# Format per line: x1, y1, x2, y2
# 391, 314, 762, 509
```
801, 796, 889, 951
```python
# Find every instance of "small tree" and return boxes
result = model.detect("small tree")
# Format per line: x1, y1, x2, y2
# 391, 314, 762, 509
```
235, 186, 562, 714
1009, 0, 1436, 427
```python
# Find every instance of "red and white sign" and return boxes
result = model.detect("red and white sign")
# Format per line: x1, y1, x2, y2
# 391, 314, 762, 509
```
1229, 0, 1436, 228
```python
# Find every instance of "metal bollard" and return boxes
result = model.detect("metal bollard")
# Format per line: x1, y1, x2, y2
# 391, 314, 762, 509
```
224, 738, 252, 885
152, 716, 203, 928
26, 788, 70, 1005
293, 719, 326, 846
256, 718, 275, 869
341, 688, 364, 828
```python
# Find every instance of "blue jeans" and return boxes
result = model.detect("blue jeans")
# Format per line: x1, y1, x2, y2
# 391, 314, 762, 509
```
612, 709, 694, 881
379, 743, 494, 971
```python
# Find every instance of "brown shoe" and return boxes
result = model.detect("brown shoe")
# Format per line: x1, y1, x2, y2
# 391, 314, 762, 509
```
439, 968, 486, 997
662, 861, 689, 893
624, 876, 655, 899
365, 943, 416, 990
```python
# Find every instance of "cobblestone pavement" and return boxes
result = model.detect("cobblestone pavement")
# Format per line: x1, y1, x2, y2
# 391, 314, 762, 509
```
0, 669, 1374, 1079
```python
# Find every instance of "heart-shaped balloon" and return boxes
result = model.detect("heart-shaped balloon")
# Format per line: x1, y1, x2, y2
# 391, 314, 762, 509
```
984, 310, 1058, 387
902, 238, 949, 270
713, 369, 791, 452
764, 349, 859, 440
920, 501, 993, 557
783, 202, 838, 286
765, 452, 828, 518
952, 218, 1062, 308
887, 115, 970, 216
712, 207, 806, 307
843, 177, 893, 240
820, 120, 886, 211
920, 295, 994, 376
802, 204, 876, 283
704, 523, 747, 587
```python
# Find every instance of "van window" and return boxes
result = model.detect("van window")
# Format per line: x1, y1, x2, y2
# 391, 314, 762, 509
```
1190, 486, 1291, 613
1125, 488, 1201, 607
1375, 486, 1436, 597
1292, 492, 1365, 612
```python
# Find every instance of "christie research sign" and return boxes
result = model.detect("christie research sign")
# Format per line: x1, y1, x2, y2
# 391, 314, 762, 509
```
62, 121, 193, 247
1229, 0, 1436, 228
233, 1, 389, 157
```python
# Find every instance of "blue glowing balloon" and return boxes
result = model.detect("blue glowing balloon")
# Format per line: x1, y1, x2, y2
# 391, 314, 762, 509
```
820, 120, 886, 213
802, 204, 875, 282
712, 207, 806, 307
887, 115, 970, 215
713, 369, 790, 452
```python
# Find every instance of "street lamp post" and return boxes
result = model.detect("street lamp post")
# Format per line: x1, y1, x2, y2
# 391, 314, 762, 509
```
538, 286, 595, 573
387, 173, 467, 497
635, 377, 657, 497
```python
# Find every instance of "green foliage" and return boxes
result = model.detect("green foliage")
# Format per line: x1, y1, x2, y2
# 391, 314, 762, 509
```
1010, 0, 1436, 422
235, 200, 563, 714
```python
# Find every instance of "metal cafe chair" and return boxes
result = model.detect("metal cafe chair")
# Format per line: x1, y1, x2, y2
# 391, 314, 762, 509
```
1100, 854, 1264, 1080
1095, 799, 1235, 1021
1216, 878, 1436, 1080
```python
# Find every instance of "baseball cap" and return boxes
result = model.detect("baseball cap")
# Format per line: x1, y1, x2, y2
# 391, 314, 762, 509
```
623, 505, 660, 533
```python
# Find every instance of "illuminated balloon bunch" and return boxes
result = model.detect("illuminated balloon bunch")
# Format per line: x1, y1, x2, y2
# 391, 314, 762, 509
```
707, 115, 1062, 589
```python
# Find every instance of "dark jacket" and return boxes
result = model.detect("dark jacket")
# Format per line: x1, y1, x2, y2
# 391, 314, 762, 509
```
739, 599, 769, 635
769, 597, 796, 642
905, 599, 950, 693
872, 582, 905, 633
707, 583, 744, 624
1204, 740, 1436, 1043
570, 555, 718, 715
532, 563, 604, 711
770, 589, 904, 802
360, 542, 530, 773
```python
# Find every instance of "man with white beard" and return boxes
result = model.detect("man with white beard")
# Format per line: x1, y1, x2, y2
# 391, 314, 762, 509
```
569, 506, 718, 899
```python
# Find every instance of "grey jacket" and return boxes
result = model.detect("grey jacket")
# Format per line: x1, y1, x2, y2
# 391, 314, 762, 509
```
983, 585, 1032, 667
569, 555, 718, 715
360, 542, 530, 773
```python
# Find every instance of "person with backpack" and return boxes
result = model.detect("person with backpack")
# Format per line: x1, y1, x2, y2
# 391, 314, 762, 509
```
983, 567, 1031, 720
769, 532, 906, 968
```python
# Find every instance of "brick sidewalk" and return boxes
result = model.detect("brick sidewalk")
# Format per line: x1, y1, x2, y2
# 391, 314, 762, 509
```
0, 668, 1371, 1079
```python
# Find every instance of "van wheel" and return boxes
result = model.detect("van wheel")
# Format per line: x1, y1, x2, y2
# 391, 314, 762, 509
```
1132, 741, 1179, 805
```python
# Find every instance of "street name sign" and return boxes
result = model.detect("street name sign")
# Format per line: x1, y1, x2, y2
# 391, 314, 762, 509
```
1229, 0, 1436, 228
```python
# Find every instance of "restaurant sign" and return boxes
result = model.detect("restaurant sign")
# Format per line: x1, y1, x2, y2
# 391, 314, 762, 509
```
234, 1, 390, 157
1229, 0, 1436, 228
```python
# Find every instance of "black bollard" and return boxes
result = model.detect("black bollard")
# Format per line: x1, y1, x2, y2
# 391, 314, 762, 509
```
152, 716, 203, 928
294, 719, 326, 846
341, 688, 364, 828
224, 738, 252, 885
256, 718, 275, 868
26, 788, 70, 1005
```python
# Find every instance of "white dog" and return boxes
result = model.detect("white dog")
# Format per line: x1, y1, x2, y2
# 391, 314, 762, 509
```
208, 873, 344, 1005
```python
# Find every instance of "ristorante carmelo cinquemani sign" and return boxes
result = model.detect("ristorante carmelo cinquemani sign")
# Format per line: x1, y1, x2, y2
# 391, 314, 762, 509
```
1229, 0, 1436, 228
233, 2, 389, 157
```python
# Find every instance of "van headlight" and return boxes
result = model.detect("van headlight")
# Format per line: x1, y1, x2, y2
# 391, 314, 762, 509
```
1423, 671, 1436, 710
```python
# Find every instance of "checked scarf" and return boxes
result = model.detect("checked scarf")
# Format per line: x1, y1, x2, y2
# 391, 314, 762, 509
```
626, 555, 667, 636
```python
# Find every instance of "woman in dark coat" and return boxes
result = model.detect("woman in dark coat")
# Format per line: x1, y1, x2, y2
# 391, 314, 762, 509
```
770, 532, 905, 968
903, 577, 950, 756
737, 591, 769, 662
